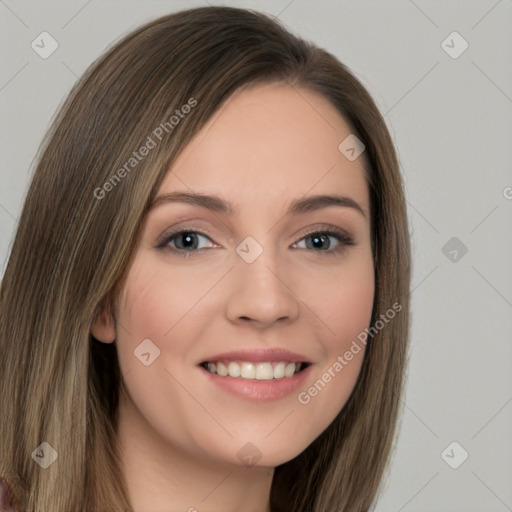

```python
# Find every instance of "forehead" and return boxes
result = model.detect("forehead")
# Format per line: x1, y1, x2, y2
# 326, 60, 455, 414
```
160, 82, 369, 213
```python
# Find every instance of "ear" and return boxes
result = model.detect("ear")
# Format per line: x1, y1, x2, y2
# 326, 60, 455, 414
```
91, 308, 116, 344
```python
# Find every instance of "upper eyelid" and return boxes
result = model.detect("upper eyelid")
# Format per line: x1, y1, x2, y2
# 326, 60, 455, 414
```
156, 225, 218, 248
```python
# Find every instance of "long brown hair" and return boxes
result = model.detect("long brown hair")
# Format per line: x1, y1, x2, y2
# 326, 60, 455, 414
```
0, 7, 410, 511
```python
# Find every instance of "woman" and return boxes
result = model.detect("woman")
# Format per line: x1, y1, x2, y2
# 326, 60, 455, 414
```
0, 6, 410, 511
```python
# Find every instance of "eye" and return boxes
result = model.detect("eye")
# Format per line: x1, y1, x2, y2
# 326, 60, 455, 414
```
156, 225, 354, 258
293, 228, 354, 255
156, 229, 216, 257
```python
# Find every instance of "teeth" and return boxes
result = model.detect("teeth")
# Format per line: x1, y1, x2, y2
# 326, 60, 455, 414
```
216, 362, 228, 376
255, 362, 273, 380
203, 361, 303, 380
273, 362, 285, 379
240, 362, 256, 379
227, 361, 241, 377
284, 362, 296, 377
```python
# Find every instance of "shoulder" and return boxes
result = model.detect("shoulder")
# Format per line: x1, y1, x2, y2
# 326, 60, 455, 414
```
0, 477, 20, 512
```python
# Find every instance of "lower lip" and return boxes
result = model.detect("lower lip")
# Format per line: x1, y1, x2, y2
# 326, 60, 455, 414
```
199, 364, 313, 401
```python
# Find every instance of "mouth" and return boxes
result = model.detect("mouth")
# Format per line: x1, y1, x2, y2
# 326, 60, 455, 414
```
197, 349, 314, 400
199, 360, 312, 380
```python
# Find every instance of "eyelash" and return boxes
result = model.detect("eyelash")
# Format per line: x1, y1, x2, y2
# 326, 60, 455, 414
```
156, 225, 354, 259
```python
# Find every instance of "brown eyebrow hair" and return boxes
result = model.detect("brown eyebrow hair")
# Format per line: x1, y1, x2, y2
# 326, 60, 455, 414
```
149, 191, 367, 219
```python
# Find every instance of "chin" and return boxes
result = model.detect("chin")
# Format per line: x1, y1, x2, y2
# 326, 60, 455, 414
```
200, 432, 312, 469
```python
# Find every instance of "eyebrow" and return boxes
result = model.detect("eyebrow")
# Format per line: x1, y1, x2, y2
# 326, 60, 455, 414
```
149, 191, 367, 219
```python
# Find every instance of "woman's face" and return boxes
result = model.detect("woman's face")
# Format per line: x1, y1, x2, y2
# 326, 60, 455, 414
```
93, 82, 374, 468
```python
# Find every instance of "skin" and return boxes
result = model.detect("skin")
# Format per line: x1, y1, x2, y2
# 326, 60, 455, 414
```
92, 81, 374, 512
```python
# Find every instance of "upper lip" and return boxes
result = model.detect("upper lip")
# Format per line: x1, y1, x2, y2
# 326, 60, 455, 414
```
199, 349, 312, 365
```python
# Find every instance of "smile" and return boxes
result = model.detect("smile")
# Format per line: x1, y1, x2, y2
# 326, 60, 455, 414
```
201, 361, 308, 380
198, 360, 313, 401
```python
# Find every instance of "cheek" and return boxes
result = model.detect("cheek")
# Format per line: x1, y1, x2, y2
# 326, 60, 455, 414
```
115, 260, 214, 353
327, 265, 375, 344
304, 250, 375, 346
111, 263, 184, 406
293, 252, 374, 430
112, 265, 211, 455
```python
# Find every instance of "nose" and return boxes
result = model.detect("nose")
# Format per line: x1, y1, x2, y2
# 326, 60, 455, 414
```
224, 248, 300, 329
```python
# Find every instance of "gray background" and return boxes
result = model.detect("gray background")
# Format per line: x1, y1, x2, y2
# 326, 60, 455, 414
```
1, 1, 511, 510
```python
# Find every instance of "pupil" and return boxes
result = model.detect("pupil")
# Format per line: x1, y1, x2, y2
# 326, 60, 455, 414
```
178, 232, 197, 250
309, 234, 329, 250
